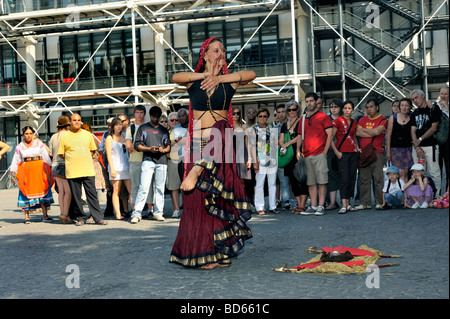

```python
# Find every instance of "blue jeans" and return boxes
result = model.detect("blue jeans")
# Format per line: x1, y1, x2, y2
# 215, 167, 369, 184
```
384, 191, 404, 208
277, 167, 290, 203
132, 160, 167, 220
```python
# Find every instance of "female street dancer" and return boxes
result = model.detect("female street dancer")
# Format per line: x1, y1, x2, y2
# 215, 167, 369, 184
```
170, 37, 256, 269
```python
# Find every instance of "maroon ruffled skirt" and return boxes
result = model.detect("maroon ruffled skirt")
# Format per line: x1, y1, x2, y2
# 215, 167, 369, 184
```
169, 120, 253, 268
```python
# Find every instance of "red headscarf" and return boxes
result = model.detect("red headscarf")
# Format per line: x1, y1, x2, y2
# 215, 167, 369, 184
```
184, 37, 234, 177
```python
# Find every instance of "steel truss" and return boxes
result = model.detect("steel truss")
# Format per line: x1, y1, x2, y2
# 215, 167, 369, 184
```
1, 0, 309, 120
0, 0, 447, 120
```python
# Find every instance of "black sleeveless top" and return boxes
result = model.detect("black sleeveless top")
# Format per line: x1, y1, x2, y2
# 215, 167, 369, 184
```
391, 114, 412, 148
187, 80, 235, 111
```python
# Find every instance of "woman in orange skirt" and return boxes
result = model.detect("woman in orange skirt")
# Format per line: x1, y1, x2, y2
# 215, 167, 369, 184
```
10, 126, 54, 224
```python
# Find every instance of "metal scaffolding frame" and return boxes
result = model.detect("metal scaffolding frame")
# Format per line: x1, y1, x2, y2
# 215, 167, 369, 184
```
0, 0, 307, 120
0, 0, 448, 120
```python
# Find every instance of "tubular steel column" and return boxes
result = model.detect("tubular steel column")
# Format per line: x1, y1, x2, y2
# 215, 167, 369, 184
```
131, 4, 139, 104
419, 0, 428, 100
291, 0, 299, 102
309, 3, 316, 93
338, 0, 346, 100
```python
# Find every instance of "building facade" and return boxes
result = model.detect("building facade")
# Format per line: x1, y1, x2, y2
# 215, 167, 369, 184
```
0, 0, 448, 183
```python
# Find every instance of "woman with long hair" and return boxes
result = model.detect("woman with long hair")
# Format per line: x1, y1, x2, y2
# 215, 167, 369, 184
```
170, 37, 256, 269
232, 106, 252, 190
105, 117, 131, 220
10, 126, 54, 224
331, 100, 359, 214
48, 116, 72, 223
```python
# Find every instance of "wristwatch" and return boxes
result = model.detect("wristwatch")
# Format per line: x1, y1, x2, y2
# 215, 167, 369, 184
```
418, 137, 423, 142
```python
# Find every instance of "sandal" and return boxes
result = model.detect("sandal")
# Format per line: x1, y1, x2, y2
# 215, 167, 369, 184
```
338, 207, 347, 214
24, 218, 31, 224
292, 206, 306, 215
347, 206, 358, 211
269, 209, 280, 214
257, 210, 265, 215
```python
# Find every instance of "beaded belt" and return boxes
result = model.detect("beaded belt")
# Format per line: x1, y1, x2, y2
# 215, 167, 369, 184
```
24, 156, 42, 162
191, 138, 210, 153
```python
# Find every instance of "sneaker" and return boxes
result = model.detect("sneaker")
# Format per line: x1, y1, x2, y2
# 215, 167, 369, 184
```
172, 209, 181, 218
154, 214, 165, 221
95, 220, 108, 225
411, 202, 421, 209
354, 204, 372, 210
301, 207, 316, 215
420, 201, 428, 209
314, 206, 325, 216
283, 202, 291, 211
130, 216, 140, 224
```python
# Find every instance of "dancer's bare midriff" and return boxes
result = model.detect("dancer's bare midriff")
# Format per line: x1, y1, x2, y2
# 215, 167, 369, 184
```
180, 110, 228, 192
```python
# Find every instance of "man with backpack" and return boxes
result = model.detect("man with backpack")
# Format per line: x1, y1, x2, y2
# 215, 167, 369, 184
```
410, 89, 442, 196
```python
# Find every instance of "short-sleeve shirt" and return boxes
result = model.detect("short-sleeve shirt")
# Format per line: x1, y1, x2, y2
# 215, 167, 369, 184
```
48, 131, 66, 167
125, 124, 143, 163
410, 105, 441, 147
172, 124, 188, 158
58, 129, 97, 179
382, 178, 405, 195
332, 116, 358, 153
134, 123, 170, 164
358, 114, 387, 154
297, 111, 332, 157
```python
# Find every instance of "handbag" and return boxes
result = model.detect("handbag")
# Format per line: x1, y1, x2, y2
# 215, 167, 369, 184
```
52, 163, 66, 179
358, 136, 377, 168
277, 129, 294, 168
294, 154, 307, 183
294, 116, 307, 183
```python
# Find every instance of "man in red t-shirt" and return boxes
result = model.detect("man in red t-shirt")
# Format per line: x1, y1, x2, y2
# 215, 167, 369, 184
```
296, 92, 333, 216
356, 99, 387, 210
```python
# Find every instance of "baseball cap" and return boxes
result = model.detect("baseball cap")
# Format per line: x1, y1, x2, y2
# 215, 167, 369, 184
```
386, 166, 399, 174
410, 163, 424, 171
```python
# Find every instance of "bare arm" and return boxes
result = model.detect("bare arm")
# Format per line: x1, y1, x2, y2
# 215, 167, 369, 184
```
385, 116, 394, 160
105, 136, 116, 178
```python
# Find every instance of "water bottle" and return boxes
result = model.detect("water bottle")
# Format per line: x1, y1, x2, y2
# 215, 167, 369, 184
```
280, 147, 286, 155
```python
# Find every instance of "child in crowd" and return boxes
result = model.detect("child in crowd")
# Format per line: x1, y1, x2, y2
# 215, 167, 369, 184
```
404, 163, 434, 209
379, 166, 405, 209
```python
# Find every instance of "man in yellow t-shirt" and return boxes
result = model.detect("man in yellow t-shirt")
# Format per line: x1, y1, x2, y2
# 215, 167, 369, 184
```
58, 113, 107, 226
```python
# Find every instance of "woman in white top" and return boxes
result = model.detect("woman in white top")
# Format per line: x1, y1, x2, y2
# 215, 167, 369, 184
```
48, 115, 72, 224
105, 117, 131, 220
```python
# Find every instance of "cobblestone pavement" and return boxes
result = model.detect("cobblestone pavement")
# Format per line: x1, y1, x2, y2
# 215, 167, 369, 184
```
0, 187, 448, 304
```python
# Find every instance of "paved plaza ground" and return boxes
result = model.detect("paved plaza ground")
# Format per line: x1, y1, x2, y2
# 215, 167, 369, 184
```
0, 186, 448, 311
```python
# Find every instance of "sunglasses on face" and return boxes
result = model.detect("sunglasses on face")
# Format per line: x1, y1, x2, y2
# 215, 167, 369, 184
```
233, 112, 240, 116
159, 120, 168, 123
170, 119, 179, 122
288, 108, 298, 112
258, 115, 268, 118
